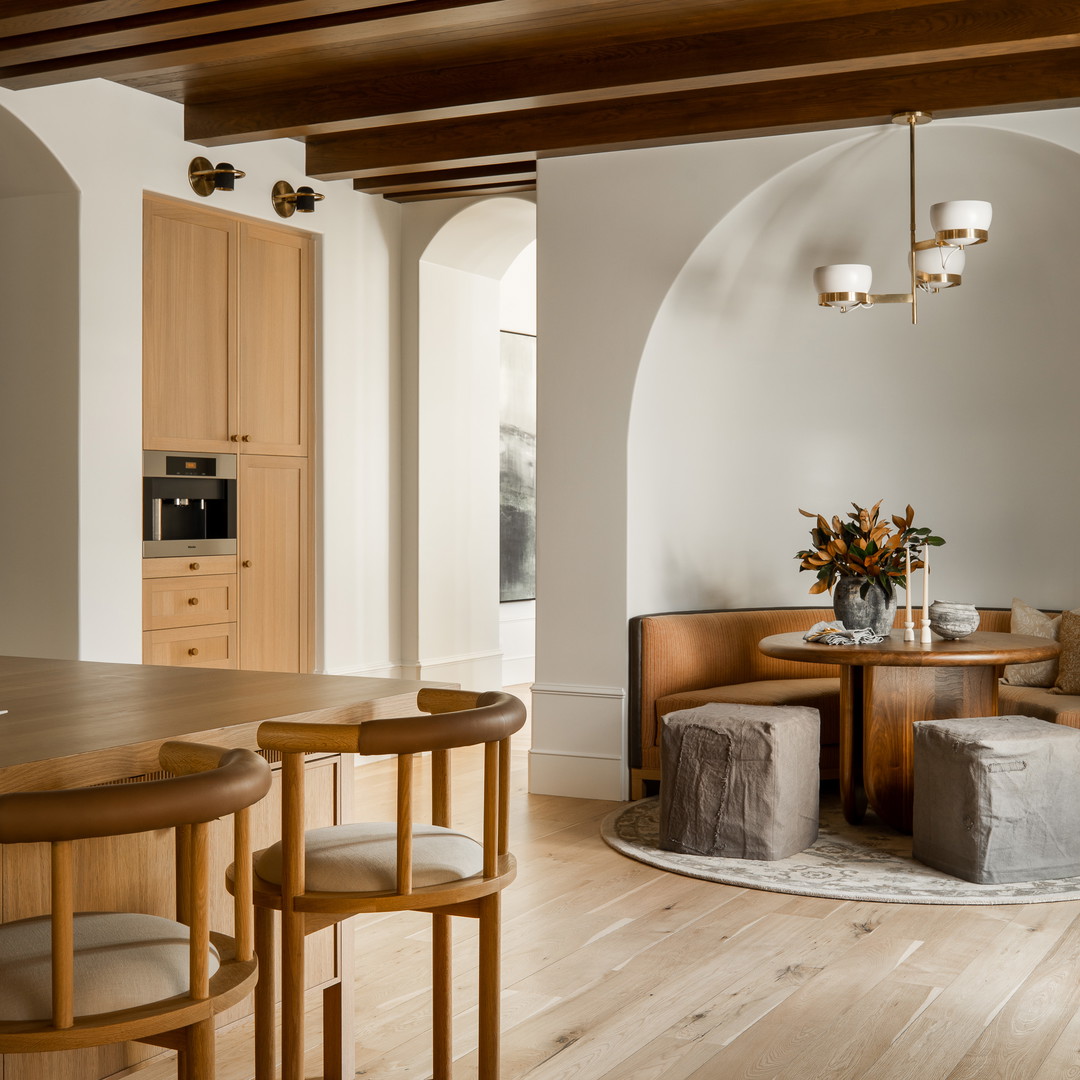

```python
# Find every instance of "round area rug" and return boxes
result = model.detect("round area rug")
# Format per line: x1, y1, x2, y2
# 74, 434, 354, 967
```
601, 796, 1080, 905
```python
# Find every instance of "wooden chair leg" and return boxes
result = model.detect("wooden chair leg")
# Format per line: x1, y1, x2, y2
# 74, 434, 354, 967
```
323, 979, 344, 1080
281, 908, 306, 1080
477, 893, 501, 1080
254, 905, 277, 1080
185, 1017, 215, 1080
432, 912, 453, 1080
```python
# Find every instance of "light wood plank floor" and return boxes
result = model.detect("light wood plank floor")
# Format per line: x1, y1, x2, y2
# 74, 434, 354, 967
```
135, 688, 1080, 1080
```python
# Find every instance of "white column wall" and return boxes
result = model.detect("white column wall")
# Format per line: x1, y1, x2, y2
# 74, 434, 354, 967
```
0, 79, 400, 672
534, 110, 1080, 800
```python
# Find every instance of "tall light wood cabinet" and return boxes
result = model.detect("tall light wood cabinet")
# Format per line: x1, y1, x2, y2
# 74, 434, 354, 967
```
142, 196, 315, 672
239, 455, 313, 672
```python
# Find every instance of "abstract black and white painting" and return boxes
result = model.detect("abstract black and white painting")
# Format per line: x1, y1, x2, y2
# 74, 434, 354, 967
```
499, 331, 536, 602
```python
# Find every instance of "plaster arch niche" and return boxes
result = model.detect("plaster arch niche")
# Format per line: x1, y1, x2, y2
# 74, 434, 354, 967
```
0, 104, 80, 658
408, 196, 536, 688
627, 123, 1080, 627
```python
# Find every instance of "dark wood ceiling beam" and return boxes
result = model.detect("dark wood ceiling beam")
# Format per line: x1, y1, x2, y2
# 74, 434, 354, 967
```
0, 0, 515, 89
352, 160, 536, 193
304, 47, 1080, 178
183, 0, 1080, 144
385, 179, 535, 201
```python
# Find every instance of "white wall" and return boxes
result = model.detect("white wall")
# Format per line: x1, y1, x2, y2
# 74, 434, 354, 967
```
534, 110, 1080, 799
0, 79, 401, 672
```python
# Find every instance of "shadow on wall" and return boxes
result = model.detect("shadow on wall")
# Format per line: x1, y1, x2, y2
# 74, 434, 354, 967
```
0, 104, 80, 658
628, 123, 1080, 618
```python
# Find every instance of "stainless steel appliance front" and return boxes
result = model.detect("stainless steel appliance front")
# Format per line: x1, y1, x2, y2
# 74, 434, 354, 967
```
143, 451, 238, 557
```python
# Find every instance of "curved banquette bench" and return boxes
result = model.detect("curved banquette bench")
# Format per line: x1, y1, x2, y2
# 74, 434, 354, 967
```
629, 605, 1079, 799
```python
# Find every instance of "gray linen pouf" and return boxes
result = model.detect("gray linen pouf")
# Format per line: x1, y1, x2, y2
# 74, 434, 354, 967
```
658, 703, 819, 861
913, 715, 1080, 884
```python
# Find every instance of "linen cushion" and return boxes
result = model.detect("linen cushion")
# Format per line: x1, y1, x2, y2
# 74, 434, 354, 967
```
0, 912, 219, 1022
1003, 599, 1060, 687
1054, 609, 1080, 695
913, 715, 1080, 884
255, 822, 484, 893
658, 703, 819, 860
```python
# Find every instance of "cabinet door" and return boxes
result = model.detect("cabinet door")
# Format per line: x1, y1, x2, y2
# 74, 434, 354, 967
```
239, 455, 312, 672
237, 223, 313, 456
143, 198, 238, 451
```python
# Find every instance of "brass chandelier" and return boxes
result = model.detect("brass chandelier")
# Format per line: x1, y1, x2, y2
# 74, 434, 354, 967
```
813, 112, 992, 325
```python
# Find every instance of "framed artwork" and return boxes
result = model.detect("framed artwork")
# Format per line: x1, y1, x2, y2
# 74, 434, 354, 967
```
499, 331, 536, 602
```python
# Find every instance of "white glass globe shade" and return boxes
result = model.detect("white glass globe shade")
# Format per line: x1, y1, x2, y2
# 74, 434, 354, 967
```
813, 264, 872, 294
914, 245, 965, 277
930, 200, 992, 244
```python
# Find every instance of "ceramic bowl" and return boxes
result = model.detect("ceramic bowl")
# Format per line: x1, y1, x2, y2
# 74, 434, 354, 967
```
929, 601, 980, 639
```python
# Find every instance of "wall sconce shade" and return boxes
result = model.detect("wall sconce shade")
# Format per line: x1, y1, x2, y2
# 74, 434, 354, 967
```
188, 157, 246, 197
272, 180, 325, 218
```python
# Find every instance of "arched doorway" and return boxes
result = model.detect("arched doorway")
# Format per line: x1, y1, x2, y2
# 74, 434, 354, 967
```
402, 197, 536, 688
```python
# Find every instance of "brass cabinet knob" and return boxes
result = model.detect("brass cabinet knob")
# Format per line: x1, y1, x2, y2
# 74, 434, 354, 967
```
189, 562, 200, 571
230, 434, 240, 442
188, 647, 199, 657
242, 434, 252, 442
188, 597, 199, 606
242, 560, 252, 568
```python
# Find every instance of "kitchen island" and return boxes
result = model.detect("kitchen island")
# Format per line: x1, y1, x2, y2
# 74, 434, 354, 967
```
0, 655, 435, 1080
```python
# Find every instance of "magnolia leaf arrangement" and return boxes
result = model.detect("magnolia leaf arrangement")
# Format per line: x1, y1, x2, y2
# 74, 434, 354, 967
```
796, 501, 945, 601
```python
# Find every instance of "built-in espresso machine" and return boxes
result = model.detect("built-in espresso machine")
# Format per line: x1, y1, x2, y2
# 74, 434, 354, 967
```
143, 451, 237, 557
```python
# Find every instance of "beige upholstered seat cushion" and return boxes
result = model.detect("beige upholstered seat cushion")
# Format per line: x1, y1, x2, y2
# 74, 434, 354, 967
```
0, 912, 220, 1022
998, 683, 1080, 727
255, 822, 484, 893
658, 678, 841, 747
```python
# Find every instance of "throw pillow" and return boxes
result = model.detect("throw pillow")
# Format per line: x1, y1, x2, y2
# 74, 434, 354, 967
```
1003, 598, 1060, 687
1054, 609, 1080, 695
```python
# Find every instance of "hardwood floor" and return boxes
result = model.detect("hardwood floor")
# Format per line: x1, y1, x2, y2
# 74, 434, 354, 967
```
133, 687, 1080, 1079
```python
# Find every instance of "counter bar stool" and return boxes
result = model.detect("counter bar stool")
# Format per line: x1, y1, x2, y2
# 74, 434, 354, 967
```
250, 687, 527, 1080
0, 741, 272, 1078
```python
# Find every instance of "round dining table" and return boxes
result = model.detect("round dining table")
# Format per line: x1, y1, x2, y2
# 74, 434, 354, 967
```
757, 630, 1060, 832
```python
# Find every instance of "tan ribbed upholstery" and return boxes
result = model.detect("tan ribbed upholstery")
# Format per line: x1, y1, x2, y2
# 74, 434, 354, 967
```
637, 608, 839, 780
632, 606, 1072, 794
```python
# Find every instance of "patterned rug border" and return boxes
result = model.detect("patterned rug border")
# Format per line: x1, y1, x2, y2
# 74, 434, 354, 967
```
600, 797, 1080, 905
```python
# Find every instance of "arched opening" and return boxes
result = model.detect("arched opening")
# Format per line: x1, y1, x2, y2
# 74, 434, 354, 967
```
0, 104, 80, 658
404, 197, 536, 688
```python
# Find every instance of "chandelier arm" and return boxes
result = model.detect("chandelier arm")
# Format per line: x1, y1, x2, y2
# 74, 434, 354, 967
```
868, 294, 914, 305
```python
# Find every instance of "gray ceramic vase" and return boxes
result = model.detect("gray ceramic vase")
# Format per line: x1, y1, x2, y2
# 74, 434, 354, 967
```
928, 600, 980, 639
832, 577, 897, 637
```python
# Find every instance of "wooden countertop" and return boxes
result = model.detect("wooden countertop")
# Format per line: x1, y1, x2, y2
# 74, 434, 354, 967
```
0, 656, 432, 793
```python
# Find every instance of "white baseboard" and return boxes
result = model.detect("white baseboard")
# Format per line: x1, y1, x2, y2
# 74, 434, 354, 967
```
501, 654, 535, 686
529, 681, 627, 800
528, 747, 625, 800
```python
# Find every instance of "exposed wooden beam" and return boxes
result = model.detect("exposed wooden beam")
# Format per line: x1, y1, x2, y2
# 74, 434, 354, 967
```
352, 160, 536, 194
303, 47, 1080, 179
384, 180, 536, 201
184, 0, 1080, 145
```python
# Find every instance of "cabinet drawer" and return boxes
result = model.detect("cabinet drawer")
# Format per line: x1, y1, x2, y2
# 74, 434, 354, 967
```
143, 623, 238, 668
143, 555, 237, 579
143, 574, 237, 630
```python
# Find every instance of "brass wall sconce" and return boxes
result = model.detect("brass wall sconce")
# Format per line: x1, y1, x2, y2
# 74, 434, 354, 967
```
188, 157, 245, 196
272, 181, 325, 217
